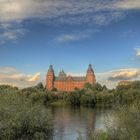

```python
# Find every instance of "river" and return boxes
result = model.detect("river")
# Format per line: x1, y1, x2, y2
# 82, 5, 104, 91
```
48, 105, 113, 140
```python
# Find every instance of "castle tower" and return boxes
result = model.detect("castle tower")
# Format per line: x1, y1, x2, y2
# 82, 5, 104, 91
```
46, 65, 55, 91
86, 64, 96, 85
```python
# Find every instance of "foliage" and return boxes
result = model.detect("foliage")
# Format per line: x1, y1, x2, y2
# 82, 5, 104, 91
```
0, 85, 53, 140
92, 83, 103, 92
77, 101, 140, 140
28, 81, 140, 107
67, 91, 81, 105
110, 101, 140, 140
51, 88, 58, 92
0, 85, 18, 94
84, 83, 93, 90
80, 93, 95, 107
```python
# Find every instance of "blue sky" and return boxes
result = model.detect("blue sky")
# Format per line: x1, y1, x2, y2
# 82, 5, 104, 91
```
0, 0, 140, 88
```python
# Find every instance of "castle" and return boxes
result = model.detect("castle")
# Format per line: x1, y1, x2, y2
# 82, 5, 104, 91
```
46, 64, 96, 91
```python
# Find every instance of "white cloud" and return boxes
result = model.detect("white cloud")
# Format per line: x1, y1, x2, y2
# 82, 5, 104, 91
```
0, 28, 25, 44
56, 29, 98, 43
56, 33, 89, 43
96, 68, 140, 89
115, 0, 140, 10
0, 23, 12, 29
108, 69, 139, 81
0, 22, 26, 44
0, 67, 41, 88
0, 0, 139, 44
28, 73, 40, 82
0, 0, 139, 24
135, 48, 140, 57
57, 34, 80, 43
0, 0, 107, 22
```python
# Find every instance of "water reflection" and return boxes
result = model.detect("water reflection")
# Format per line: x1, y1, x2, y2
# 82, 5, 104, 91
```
49, 105, 112, 140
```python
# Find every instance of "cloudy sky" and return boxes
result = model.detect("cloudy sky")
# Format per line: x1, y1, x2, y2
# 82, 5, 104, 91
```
0, 0, 140, 88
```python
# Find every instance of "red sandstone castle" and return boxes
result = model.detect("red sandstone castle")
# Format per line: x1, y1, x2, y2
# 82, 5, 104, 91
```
46, 64, 96, 91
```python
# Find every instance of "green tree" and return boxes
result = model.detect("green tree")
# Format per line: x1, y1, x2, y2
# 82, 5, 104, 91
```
92, 83, 103, 91
84, 82, 93, 90
36, 82, 44, 90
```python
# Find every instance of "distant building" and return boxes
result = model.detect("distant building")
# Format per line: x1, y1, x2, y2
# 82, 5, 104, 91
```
46, 64, 96, 91
118, 81, 131, 86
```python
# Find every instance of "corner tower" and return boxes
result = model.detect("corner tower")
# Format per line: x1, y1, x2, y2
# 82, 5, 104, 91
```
46, 65, 55, 91
86, 64, 96, 85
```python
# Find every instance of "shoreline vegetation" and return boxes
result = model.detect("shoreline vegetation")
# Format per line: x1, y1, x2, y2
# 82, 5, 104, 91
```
0, 81, 140, 140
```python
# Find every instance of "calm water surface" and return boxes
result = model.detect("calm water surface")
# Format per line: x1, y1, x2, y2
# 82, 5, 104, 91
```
48, 105, 113, 140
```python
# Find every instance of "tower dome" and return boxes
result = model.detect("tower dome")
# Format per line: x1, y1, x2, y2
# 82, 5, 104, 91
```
48, 65, 54, 72
87, 64, 93, 72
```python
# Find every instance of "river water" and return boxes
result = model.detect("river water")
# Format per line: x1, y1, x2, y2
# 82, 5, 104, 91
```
48, 105, 113, 140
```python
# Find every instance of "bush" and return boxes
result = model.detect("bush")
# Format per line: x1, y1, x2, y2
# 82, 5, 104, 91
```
67, 91, 81, 105
80, 93, 95, 107
0, 85, 18, 94
0, 93, 53, 140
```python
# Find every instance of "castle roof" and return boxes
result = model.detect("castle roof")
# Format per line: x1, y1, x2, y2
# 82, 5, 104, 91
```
55, 76, 86, 82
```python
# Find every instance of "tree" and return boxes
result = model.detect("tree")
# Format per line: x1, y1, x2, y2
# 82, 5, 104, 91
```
51, 88, 57, 92
102, 85, 108, 91
92, 83, 103, 91
67, 91, 81, 105
84, 83, 92, 90
36, 82, 44, 90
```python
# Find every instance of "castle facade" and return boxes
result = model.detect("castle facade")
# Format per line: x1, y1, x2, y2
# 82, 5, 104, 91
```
46, 64, 96, 91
